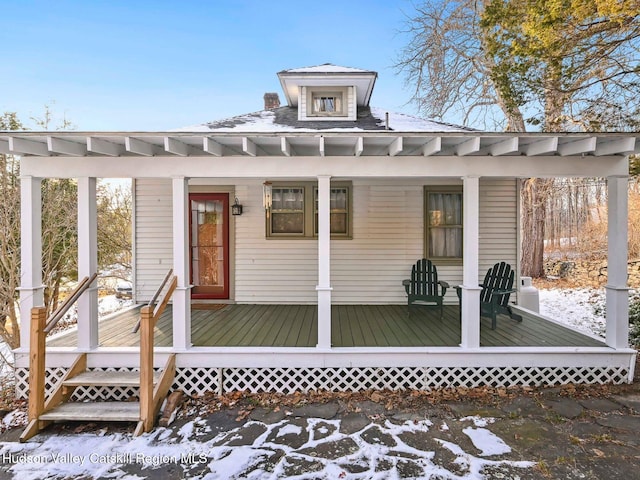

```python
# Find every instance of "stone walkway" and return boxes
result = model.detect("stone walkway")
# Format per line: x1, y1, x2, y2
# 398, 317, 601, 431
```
1, 385, 640, 479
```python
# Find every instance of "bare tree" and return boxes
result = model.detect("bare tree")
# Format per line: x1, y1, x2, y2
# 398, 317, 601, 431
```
395, 0, 526, 131
397, 0, 640, 276
97, 181, 132, 278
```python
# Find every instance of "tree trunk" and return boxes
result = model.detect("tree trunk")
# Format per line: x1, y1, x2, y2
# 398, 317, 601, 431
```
521, 178, 552, 277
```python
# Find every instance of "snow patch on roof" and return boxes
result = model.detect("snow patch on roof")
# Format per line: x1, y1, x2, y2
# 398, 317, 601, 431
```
369, 107, 474, 132
174, 107, 474, 133
280, 63, 373, 74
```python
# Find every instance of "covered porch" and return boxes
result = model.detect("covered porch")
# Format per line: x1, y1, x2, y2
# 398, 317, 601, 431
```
46, 303, 606, 348
8, 131, 638, 395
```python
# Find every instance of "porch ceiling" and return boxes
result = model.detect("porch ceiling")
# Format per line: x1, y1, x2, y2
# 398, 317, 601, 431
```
1, 131, 638, 158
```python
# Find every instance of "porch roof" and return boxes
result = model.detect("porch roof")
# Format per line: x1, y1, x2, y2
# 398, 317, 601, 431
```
1, 130, 638, 159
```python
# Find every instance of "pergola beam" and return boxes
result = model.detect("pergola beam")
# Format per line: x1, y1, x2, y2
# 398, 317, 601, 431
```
203, 137, 223, 156
87, 137, 124, 156
354, 137, 364, 157
490, 137, 519, 156
455, 137, 481, 156
242, 137, 257, 156
47, 137, 87, 156
389, 137, 403, 157
164, 137, 199, 156
525, 137, 558, 156
281, 137, 292, 156
9, 137, 50, 156
595, 137, 636, 157
125, 137, 158, 156
423, 137, 441, 156
558, 137, 597, 156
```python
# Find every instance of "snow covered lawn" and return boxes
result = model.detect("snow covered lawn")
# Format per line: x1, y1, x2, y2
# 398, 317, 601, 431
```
0, 414, 535, 479
538, 287, 607, 337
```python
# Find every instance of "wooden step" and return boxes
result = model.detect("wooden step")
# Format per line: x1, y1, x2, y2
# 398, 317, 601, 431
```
62, 370, 161, 387
39, 402, 140, 422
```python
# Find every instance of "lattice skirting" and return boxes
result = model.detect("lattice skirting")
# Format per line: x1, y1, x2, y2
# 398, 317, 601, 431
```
14, 365, 630, 400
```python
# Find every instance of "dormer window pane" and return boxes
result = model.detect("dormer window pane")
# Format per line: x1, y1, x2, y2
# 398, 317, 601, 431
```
314, 96, 339, 113
311, 92, 343, 116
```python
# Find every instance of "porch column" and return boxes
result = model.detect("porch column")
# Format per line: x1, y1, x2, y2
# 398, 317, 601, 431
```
316, 175, 332, 348
77, 177, 99, 350
172, 176, 192, 350
605, 175, 629, 349
460, 176, 481, 349
19, 176, 44, 349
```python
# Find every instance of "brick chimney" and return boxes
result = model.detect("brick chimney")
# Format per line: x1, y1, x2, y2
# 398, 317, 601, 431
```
263, 92, 280, 110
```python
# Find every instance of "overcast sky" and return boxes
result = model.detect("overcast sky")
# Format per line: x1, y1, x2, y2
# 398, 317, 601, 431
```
1, 0, 420, 131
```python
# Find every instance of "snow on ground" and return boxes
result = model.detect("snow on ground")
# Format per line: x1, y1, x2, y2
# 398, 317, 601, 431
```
538, 287, 606, 337
0, 295, 132, 383
0, 416, 535, 480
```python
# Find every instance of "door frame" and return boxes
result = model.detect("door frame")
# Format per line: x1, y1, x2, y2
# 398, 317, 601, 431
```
189, 192, 230, 300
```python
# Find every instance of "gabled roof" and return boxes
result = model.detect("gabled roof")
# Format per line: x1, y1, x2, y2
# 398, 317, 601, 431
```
174, 106, 475, 133
277, 63, 378, 107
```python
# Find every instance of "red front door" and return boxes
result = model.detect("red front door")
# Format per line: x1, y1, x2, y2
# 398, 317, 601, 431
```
189, 193, 229, 299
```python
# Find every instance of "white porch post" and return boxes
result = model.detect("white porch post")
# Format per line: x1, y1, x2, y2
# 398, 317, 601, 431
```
19, 176, 44, 349
77, 177, 99, 350
605, 175, 629, 349
172, 177, 192, 350
316, 175, 332, 348
460, 176, 481, 349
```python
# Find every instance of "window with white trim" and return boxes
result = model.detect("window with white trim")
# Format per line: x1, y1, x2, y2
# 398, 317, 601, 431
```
425, 186, 463, 263
306, 87, 348, 117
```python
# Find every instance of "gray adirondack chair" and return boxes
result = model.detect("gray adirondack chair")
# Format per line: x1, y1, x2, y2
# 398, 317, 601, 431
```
480, 262, 522, 329
402, 259, 449, 318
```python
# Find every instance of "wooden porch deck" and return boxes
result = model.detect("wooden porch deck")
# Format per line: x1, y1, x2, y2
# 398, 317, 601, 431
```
47, 304, 605, 348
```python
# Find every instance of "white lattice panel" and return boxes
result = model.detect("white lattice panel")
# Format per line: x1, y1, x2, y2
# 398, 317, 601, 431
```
174, 368, 222, 395
224, 368, 334, 393
333, 367, 425, 392
13, 365, 630, 399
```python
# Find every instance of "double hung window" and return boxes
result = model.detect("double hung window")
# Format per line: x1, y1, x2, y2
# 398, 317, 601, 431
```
267, 183, 351, 238
425, 186, 463, 263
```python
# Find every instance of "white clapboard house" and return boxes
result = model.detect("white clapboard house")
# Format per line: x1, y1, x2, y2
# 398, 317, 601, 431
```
5, 64, 638, 415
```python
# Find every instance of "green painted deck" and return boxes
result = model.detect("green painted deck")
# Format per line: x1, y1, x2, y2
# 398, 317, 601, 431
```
47, 304, 605, 348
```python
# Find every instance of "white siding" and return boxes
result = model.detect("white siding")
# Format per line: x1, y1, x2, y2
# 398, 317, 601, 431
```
234, 182, 317, 303
134, 178, 518, 305
134, 179, 173, 302
479, 178, 518, 276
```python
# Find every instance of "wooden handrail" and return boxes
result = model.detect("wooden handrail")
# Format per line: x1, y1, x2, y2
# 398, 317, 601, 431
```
44, 273, 98, 334
23, 273, 98, 439
138, 270, 177, 434
132, 269, 173, 334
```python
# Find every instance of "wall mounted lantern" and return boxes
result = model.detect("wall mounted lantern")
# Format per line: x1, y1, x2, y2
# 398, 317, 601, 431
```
231, 197, 243, 216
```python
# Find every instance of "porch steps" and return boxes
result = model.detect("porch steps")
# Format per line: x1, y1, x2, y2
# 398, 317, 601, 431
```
61, 370, 161, 388
39, 402, 140, 422
21, 353, 176, 442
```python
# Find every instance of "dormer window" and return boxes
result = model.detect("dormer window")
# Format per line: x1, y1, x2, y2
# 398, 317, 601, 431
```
305, 87, 349, 118
312, 92, 343, 115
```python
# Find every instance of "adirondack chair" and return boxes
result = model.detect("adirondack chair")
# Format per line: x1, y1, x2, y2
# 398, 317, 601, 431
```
402, 259, 449, 318
480, 262, 522, 329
